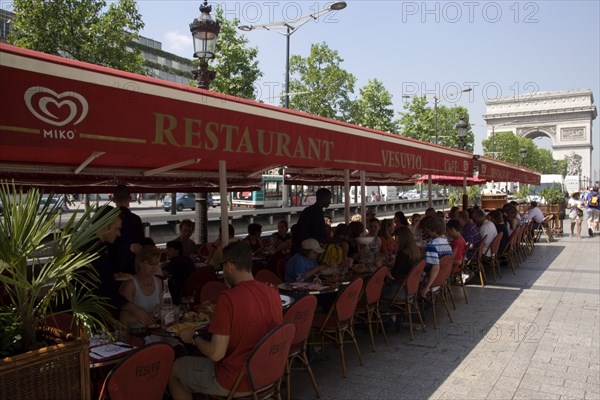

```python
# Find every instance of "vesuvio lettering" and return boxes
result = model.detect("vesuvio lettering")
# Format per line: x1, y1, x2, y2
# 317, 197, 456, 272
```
381, 150, 422, 169
488, 167, 511, 181
153, 113, 333, 162
135, 361, 160, 380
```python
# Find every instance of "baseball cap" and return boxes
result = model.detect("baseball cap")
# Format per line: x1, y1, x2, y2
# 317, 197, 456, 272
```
301, 238, 324, 254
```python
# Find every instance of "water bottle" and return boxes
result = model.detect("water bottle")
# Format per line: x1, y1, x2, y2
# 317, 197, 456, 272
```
160, 278, 175, 328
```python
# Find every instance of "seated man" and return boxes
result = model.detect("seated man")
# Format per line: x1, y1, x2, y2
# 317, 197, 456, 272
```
269, 220, 292, 254
163, 240, 196, 304
523, 201, 544, 231
174, 219, 197, 259
242, 223, 264, 254
169, 241, 283, 399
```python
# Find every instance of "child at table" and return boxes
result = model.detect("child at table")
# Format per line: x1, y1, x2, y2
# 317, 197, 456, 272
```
420, 217, 452, 298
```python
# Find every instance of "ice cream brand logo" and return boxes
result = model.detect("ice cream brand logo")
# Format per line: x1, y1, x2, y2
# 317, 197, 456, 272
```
24, 87, 88, 127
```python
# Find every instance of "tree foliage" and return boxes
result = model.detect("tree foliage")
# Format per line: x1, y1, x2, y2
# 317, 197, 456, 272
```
9, 0, 146, 74
208, 7, 262, 99
399, 95, 474, 150
481, 132, 559, 173
349, 79, 400, 134
287, 42, 356, 120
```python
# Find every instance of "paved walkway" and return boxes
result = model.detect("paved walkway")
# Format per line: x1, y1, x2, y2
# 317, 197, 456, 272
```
291, 228, 600, 399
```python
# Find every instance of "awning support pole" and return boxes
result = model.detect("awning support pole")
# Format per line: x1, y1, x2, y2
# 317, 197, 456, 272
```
219, 160, 229, 247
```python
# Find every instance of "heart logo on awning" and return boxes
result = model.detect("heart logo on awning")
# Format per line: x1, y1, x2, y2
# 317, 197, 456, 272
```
24, 87, 88, 127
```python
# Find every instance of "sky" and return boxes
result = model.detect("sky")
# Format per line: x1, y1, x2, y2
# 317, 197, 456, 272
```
8, 1, 599, 176
132, 0, 599, 177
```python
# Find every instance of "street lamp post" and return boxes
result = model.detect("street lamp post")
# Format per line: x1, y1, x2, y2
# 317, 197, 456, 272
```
190, 0, 220, 243
520, 147, 528, 165
456, 118, 469, 210
238, 2, 346, 108
433, 88, 472, 145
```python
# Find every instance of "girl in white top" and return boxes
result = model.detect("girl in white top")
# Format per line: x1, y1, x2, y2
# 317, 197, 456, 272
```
567, 192, 584, 239
120, 245, 163, 328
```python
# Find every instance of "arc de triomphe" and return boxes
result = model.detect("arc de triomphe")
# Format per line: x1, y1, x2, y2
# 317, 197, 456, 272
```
484, 89, 597, 185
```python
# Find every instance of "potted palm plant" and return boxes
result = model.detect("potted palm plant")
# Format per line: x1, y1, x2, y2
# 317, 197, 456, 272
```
0, 181, 118, 399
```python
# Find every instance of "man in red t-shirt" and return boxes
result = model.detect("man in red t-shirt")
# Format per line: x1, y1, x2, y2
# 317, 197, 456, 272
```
169, 241, 283, 399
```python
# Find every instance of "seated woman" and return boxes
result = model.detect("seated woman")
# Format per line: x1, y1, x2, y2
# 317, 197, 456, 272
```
243, 223, 265, 254
381, 212, 421, 300
378, 218, 397, 260
347, 220, 365, 261
318, 224, 350, 268
119, 245, 163, 329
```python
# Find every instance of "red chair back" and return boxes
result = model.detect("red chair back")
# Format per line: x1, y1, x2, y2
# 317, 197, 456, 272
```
183, 267, 217, 303
255, 269, 283, 286
490, 232, 504, 255
99, 342, 175, 400
405, 260, 427, 297
283, 295, 317, 349
334, 278, 364, 324
431, 255, 453, 287
246, 323, 296, 394
477, 234, 488, 258
364, 267, 387, 306
199, 280, 228, 304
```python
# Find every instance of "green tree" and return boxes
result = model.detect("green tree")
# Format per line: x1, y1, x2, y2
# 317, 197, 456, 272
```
399, 95, 474, 150
482, 132, 553, 173
349, 79, 399, 134
208, 8, 262, 99
287, 42, 356, 120
9, 0, 146, 74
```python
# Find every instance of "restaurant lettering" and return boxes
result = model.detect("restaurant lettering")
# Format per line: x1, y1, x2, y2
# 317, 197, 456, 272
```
381, 150, 422, 169
153, 113, 333, 161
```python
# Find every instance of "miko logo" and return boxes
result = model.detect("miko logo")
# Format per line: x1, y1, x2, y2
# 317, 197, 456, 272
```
481, 164, 487, 175
463, 160, 469, 172
24, 87, 88, 127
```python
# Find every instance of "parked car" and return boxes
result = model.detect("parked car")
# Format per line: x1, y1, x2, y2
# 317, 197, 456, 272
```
162, 193, 214, 212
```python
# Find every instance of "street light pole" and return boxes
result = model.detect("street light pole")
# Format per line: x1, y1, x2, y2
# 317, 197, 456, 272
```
456, 118, 469, 210
238, 2, 347, 107
190, 0, 220, 244
432, 88, 471, 145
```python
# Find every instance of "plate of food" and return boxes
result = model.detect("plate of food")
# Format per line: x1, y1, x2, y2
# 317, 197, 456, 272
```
166, 321, 208, 335
114, 272, 133, 281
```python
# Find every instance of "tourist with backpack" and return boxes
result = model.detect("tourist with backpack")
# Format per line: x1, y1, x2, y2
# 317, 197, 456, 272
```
585, 185, 600, 238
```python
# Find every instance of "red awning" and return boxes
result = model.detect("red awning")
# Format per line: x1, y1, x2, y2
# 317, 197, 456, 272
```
0, 44, 476, 192
416, 175, 487, 186
477, 156, 540, 185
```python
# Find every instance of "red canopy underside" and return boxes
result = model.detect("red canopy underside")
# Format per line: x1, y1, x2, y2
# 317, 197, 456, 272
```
416, 175, 487, 187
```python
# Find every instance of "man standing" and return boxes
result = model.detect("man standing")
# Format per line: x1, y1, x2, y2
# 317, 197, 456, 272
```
169, 241, 283, 399
291, 188, 332, 254
84, 205, 153, 324
174, 219, 196, 258
585, 185, 599, 237
112, 185, 145, 274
